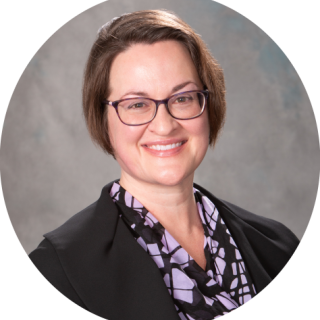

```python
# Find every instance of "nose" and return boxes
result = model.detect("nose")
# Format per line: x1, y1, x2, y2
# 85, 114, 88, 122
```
147, 102, 179, 135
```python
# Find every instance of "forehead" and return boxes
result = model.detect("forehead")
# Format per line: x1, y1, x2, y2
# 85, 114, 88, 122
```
108, 40, 202, 98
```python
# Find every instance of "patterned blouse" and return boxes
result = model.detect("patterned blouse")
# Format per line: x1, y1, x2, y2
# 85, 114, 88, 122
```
110, 181, 256, 320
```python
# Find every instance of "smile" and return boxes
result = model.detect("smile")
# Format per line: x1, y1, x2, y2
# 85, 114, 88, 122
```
147, 142, 183, 151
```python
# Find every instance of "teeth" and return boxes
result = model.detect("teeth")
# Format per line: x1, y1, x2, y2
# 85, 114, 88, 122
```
148, 142, 183, 150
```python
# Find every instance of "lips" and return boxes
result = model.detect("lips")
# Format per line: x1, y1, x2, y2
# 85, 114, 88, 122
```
142, 138, 188, 147
147, 142, 183, 151
142, 139, 187, 156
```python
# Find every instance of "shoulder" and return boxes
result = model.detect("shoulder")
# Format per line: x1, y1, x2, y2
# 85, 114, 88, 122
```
194, 182, 299, 246
28, 181, 119, 306
194, 182, 299, 287
43, 181, 118, 248
220, 197, 299, 256
31, 181, 121, 261
28, 200, 101, 309
221, 199, 299, 245
29, 238, 87, 308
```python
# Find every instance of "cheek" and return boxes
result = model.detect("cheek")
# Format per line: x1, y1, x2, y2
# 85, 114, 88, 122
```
187, 115, 210, 162
113, 129, 146, 176
107, 111, 144, 160
189, 114, 210, 143
107, 109, 117, 149
201, 112, 210, 143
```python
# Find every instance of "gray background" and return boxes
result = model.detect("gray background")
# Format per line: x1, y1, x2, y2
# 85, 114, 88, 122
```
0, 0, 319, 254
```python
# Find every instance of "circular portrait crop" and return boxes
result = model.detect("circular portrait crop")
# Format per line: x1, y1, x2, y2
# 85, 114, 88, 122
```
1, 1, 319, 320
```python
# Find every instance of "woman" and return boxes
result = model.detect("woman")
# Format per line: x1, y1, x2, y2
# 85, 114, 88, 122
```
29, 10, 299, 320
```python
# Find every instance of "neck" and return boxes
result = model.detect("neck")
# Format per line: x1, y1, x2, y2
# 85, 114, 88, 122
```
119, 172, 201, 233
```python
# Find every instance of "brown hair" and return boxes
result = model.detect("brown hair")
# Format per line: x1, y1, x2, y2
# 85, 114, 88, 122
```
82, 9, 226, 156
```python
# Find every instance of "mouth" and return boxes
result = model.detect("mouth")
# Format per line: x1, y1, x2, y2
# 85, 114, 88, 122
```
145, 141, 186, 150
142, 139, 187, 157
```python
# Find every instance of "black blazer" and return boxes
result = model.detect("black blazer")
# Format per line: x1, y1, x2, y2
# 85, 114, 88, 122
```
29, 181, 299, 320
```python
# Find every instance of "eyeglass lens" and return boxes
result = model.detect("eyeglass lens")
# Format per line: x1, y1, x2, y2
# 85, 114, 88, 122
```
117, 91, 205, 125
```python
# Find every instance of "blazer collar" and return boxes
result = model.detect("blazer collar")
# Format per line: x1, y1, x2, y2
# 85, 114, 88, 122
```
45, 181, 297, 319
194, 183, 298, 292
45, 181, 180, 320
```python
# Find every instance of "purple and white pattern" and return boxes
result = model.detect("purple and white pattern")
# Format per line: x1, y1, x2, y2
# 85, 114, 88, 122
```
110, 182, 256, 319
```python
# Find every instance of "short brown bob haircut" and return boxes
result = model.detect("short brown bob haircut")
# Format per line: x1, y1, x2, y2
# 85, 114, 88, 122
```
83, 9, 226, 156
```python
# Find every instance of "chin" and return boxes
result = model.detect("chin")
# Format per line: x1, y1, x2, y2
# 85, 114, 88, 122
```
150, 169, 192, 187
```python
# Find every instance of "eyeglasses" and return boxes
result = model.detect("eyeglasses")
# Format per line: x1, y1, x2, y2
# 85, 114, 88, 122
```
103, 90, 209, 126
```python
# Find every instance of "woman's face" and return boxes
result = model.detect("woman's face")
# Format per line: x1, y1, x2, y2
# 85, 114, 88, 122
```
108, 40, 210, 187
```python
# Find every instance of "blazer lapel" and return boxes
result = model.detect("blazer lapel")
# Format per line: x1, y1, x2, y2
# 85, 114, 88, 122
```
45, 181, 298, 319
194, 183, 298, 293
45, 181, 179, 320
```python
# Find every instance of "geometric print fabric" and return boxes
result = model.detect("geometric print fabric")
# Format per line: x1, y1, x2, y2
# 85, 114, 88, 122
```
110, 182, 256, 319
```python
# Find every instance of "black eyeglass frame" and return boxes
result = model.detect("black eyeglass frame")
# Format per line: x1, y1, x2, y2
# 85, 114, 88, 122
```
102, 89, 209, 126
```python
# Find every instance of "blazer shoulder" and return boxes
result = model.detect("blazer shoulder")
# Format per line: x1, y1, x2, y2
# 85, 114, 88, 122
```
194, 182, 299, 260
221, 199, 299, 248
29, 238, 87, 309
44, 181, 118, 246
44, 201, 98, 242
27, 183, 120, 317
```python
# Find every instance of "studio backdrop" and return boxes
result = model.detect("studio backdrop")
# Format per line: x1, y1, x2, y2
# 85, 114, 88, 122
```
0, 0, 318, 259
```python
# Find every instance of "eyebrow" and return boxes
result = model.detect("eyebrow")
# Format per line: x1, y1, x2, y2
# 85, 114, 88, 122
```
119, 81, 200, 100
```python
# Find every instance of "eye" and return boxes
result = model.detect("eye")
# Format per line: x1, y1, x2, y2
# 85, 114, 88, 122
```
128, 102, 146, 109
174, 95, 193, 103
